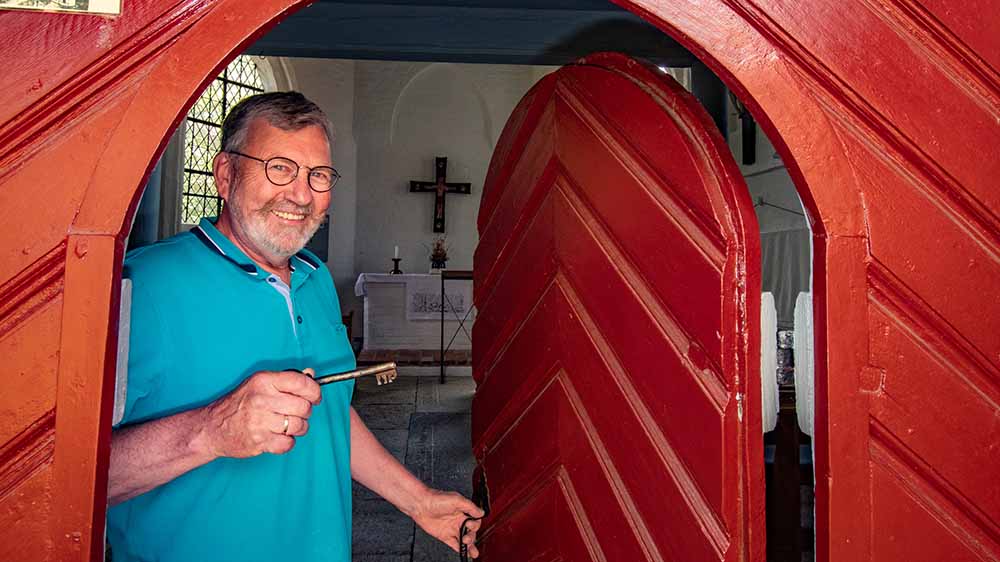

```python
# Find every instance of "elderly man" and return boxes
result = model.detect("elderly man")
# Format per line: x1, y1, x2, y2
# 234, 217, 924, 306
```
106, 92, 482, 561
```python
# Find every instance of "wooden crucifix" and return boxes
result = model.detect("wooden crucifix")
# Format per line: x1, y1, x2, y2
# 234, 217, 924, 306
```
409, 157, 471, 233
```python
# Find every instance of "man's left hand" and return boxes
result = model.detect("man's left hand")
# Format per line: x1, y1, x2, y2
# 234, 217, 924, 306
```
412, 489, 485, 558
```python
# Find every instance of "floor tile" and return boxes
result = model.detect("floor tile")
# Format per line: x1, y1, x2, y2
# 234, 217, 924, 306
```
356, 404, 416, 430
416, 377, 476, 413
354, 556, 412, 562
352, 499, 414, 556
353, 376, 418, 406
405, 413, 474, 494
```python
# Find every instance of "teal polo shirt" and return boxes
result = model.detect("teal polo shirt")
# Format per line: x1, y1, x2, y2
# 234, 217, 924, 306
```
107, 218, 356, 562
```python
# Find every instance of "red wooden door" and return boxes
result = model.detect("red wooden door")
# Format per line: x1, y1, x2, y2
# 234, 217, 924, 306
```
472, 53, 763, 562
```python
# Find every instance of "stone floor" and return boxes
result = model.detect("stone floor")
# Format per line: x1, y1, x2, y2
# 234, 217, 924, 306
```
351, 374, 477, 562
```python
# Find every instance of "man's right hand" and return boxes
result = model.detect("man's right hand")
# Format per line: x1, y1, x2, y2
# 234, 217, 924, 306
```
200, 368, 322, 458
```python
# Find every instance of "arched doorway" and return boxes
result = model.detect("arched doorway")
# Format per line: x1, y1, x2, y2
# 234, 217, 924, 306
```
0, 1, 995, 561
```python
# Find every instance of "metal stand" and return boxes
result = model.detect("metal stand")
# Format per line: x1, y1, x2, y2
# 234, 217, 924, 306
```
439, 269, 474, 384
389, 258, 403, 274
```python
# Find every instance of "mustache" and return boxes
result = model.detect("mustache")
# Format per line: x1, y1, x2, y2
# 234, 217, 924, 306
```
264, 201, 314, 216
230, 179, 317, 218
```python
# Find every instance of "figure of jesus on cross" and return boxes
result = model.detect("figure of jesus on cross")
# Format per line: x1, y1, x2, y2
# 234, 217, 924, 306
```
410, 157, 471, 233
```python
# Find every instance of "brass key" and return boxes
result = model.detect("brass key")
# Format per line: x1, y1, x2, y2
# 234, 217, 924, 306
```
314, 362, 398, 386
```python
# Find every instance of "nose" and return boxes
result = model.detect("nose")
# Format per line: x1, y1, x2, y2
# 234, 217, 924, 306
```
284, 170, 314, 206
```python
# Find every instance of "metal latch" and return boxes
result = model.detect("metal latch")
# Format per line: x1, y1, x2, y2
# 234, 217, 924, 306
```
459, 470, 490, 561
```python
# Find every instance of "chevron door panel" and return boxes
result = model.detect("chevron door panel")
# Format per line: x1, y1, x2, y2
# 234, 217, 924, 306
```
472, 53, 762, 562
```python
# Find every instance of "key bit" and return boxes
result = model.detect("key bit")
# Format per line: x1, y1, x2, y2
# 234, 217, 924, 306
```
314, 362, 398, 386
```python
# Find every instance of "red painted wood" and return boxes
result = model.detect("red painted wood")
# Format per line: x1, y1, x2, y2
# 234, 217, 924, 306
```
0, 1, 996, 561
473, 53, 763, 562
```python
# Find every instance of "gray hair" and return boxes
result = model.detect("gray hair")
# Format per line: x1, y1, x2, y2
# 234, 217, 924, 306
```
220, 91, 334, 153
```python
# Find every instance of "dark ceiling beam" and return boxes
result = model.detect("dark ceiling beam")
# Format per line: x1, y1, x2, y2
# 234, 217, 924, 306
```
319, 0, 624, 9
247, 2, 695, 66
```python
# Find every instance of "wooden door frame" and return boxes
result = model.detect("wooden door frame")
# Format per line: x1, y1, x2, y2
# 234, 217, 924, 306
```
3, 1, 905, 560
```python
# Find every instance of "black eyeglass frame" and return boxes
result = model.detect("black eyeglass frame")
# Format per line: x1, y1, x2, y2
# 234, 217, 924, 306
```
226, 150, 341, 192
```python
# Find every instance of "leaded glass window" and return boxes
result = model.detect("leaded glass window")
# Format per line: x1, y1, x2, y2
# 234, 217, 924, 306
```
181, 56, 265, 224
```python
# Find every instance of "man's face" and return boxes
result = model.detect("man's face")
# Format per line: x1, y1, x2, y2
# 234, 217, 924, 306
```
217, 119, 332, 264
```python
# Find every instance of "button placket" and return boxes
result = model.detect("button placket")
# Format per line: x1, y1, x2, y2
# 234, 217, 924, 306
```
263, 275, 298, 337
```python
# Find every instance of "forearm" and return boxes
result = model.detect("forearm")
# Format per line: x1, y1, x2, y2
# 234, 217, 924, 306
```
108, 407, 215, 506
349, 407, 429, 517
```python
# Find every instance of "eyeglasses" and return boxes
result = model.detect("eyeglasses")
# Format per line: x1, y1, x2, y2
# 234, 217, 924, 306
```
227, 151, 340, 192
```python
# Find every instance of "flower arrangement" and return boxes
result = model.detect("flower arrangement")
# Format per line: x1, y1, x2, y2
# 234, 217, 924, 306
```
429, 236, 449, 270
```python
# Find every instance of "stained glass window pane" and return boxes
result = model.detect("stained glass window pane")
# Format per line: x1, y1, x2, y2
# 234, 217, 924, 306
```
182, 55, 265, 225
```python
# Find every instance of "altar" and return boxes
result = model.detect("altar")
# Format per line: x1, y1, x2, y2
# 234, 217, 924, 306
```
354, 273, 475, 356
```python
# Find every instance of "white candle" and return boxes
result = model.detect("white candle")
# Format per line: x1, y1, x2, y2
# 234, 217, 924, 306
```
394, 245, 399, 259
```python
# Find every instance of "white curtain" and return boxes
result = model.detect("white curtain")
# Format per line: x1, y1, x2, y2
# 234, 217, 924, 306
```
760, 292, 779, 433
760, 228, 810, 329
794, 292, 815, 437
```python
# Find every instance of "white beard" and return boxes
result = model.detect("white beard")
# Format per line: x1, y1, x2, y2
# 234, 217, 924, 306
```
226, 179, 323, 260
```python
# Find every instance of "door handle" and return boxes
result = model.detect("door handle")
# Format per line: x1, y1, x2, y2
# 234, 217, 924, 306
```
459, 470, 490, 562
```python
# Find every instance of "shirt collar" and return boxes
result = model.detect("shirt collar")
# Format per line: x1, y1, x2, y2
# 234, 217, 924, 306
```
193, 217, 322, 283
291, 250, 323, 289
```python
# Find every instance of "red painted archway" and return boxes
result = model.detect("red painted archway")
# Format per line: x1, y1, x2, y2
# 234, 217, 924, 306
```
0, 1, 996, 561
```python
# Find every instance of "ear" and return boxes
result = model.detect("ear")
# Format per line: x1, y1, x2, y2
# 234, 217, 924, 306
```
213, 152, 235, 201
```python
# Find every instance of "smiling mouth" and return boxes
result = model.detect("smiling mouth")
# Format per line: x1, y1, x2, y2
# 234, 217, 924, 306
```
271, 209, 307, 222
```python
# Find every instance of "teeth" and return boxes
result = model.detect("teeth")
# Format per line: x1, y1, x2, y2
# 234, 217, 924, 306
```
272, 210, 306, 221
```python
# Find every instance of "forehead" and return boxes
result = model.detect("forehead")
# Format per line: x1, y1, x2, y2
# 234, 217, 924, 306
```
243, 118, 332, 164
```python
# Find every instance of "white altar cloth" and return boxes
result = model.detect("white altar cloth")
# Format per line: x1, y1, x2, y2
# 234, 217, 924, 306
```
354, 273, 474, 351
355, 273, 473, 321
